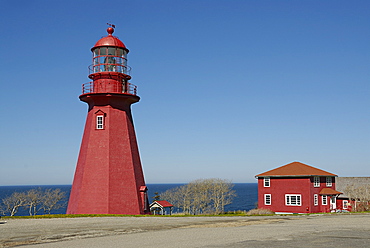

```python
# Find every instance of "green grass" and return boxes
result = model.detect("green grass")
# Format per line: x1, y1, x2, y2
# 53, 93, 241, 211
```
2, 211, 369, 219
1, 212, 250, 219
1, 214, 150, 219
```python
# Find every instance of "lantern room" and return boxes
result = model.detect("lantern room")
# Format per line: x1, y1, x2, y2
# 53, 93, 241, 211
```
83, 27, 137, 95
89, 27, 131, 76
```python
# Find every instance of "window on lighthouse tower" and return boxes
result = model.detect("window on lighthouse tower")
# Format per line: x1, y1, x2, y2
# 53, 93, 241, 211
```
96, 115, 104, 129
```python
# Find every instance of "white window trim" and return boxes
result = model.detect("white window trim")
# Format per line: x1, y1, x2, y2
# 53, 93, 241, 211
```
264, 177, 270, 187
264, 194, 271, 205
96, 115, 104, 129
326, 177, 332, 187
314, 194, 318, 206
343, 200, 348, 209
322, 195, 327, 205
285, 194, 302, 206
313, 176, 320, 187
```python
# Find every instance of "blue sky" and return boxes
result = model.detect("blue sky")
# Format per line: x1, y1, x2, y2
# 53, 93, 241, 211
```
1, 0, 369, 185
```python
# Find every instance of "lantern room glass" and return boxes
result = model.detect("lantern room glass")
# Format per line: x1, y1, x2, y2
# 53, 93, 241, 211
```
92, 47, 128, 73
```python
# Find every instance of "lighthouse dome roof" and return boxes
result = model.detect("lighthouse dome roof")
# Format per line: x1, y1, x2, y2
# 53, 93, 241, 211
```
92, 27, 128, 51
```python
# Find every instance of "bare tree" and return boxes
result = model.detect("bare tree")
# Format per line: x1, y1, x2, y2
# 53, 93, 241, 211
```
344, 184, 370, 211
160, 186, 189, 213
160, 178, 236, 215
187, 179, 210, 214
0, 204, 6, 216
2, 192, 27, 216
207, 178, 236, 214
1, 188, 67, 216
24, 188, 43, 216
41, 188, 66, 214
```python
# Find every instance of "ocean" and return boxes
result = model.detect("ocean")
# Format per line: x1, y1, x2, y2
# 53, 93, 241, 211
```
0, 183, 257, 216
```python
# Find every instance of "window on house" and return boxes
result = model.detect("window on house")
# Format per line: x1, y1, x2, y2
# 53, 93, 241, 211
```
264, 194, 271, 205
264, 177, 270, 187
96, 115, 104, 129
314, 194, 318, 206
343, 200, 348, 209
314, 177, 320, 187
285, 194, 301, 206
326, 177, 332, 187
322, 195, 327, 205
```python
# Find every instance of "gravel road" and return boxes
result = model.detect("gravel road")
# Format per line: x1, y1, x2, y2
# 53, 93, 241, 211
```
1, 214, 369, 247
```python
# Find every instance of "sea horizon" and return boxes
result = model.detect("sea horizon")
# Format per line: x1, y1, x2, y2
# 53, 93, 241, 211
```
0, 183, 258, 216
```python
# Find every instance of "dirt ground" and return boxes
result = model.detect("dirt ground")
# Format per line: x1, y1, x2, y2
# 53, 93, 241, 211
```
1, 214, 369, 247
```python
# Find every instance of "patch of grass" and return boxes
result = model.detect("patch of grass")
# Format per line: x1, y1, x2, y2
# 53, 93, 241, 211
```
1, 214, 150, 219
8, 210, 369, 219
1, 212, 249, 219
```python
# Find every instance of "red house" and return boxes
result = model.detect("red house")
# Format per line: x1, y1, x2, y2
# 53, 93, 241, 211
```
256, 162, 343, 214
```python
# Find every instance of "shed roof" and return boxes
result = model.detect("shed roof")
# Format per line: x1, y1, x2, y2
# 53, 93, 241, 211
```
256, 162, 337, 177
150, 200, 173, 208
319, 188, 342, 195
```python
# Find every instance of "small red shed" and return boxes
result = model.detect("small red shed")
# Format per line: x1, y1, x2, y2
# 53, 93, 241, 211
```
256, 162, 342, 214
150, 200, 174, 215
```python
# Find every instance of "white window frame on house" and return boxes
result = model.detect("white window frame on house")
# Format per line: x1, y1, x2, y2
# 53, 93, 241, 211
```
314, 194, 318, 206
326, 177, 332, 187
313, 176, 320, 187
96, 115, 104, 129
264, 194, 271, 205
343, 200, 349, 209
285, 194, 301, 206
322, 195, 327, 205
264, 177, 270, 187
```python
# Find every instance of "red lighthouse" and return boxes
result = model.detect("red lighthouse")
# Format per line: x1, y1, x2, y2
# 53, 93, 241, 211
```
67, 26, 150, 215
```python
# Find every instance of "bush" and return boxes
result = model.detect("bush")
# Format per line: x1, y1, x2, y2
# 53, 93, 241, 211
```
246, 208, 274, 215
224, 210, 247, 215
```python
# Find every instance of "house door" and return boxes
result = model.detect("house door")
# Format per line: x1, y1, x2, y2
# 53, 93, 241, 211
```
330, 196, 336, 211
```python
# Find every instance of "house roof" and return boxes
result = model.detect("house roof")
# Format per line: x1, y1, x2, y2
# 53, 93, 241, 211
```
150, 200, 173, 208
256, 162, 337, 177
319, 188, 343, 195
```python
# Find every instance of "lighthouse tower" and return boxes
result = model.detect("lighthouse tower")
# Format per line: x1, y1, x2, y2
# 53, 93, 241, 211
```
67, 26, 150, 215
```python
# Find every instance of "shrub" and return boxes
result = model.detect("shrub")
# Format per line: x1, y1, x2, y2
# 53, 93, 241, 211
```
246, 208, 274, 215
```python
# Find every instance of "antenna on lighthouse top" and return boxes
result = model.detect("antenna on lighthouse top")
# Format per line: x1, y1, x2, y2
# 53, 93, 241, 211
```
107, 23, 116, 28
